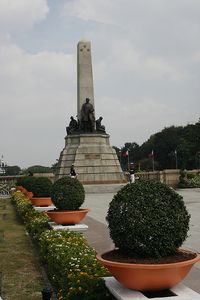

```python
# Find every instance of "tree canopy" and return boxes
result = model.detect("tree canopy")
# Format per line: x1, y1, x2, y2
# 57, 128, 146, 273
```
116, 119, 200, 171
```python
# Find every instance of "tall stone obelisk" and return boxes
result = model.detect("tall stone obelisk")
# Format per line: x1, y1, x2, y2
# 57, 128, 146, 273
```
55, 40, 125, 185
77, 40, 95, 121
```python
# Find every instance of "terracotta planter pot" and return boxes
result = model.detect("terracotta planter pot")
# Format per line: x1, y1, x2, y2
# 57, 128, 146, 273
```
21, 188, 28, 195
46, 208, 89, 225
16, 186, 24, 191
31, 197, 53, 207
96, 249, 200, 291
26, 192, 33, 200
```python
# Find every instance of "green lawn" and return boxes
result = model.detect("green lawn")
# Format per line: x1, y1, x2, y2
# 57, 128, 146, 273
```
0, 197, 45, 300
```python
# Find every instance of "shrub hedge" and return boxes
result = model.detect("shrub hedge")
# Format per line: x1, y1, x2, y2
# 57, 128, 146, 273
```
11, 191, 113, 299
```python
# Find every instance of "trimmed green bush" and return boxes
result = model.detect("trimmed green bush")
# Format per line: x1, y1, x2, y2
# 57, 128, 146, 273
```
51, 176, 85, 210
16, 176, 36, 191
107, 180, 190, 258
31, 177, 52, 197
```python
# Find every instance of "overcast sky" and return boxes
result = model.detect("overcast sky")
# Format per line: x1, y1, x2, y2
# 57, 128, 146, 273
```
0, 0, 200, 168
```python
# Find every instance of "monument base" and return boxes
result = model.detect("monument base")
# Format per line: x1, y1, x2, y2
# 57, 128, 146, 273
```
55, 133, 125, 184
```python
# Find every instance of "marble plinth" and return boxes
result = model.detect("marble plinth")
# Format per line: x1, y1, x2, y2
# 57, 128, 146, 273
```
104, 277, 200, 300
48, 222, 88, 232
33, 205, 56, 212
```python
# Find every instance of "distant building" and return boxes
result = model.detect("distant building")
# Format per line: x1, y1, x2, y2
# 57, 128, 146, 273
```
0, 155, 6, 175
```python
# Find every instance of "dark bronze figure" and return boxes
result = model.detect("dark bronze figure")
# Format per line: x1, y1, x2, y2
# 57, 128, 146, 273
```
80, 98, 95, 132
66, 116, 78, 135
96, 116, 106, 133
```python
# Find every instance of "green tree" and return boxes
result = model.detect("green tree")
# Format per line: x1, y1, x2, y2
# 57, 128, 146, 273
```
119, 118, 200, 171
22, 165, 52, 174
5, 165, 21, 176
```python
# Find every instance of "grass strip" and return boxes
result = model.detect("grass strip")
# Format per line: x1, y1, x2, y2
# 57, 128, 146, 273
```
0, 197, 45, 300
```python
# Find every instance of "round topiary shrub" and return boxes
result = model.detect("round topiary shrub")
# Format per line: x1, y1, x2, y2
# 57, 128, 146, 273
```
16, 176, 36, 191
31, 177, 53, 197
107, 180, 190, 258
51, 176, 85, 210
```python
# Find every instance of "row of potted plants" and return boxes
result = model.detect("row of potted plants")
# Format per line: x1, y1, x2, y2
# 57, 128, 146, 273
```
11, 190, 114, 299
16, 176, 53, 206
16, 176, 89, 225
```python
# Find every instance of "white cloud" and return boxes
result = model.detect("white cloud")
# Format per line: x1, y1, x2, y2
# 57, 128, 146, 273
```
0, 0, 49, 32
97, 95, 198, 148
0, 40, 76, 167
62, 0, 117, 24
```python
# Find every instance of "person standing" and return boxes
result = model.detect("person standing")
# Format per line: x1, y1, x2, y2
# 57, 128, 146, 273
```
129, 163, 135, 183
69, 165, 77, 178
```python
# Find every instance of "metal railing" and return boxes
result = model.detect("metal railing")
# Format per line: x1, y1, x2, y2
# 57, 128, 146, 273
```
0, 175, 20, 196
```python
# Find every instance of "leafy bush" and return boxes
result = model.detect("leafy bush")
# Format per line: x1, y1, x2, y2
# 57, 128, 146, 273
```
51, 176, 85, 210
11, 191, 50, 240
11, 191, 33, 220
40, 230, 112, 299
31, 177, 52, 197
107, 180, 190, 258
178, 170, 200, 188
187, 173, 196, 179
11, 191, 113, 299
16, 176, 36, 191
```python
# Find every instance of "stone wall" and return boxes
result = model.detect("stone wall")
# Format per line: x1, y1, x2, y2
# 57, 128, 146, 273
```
136, 169, 199, 188
32, 169, 199, 188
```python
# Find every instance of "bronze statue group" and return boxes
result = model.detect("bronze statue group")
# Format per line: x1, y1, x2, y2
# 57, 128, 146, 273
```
66, 98, 106, 135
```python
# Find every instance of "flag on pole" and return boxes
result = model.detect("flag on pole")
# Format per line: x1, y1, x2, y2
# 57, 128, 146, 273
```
148, 150, 155, 171
148, 150, 154, 158
122, 150, 129, 157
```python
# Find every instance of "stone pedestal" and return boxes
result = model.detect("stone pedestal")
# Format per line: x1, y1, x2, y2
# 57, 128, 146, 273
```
104, 277, 200, 300
48, 222, 88, 232
55, 133, 125, 184
33, 205, 56, 212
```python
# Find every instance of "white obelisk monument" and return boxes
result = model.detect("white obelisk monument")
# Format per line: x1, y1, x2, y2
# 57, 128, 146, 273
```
77, 40, 95, 121
55, 40, 125, 184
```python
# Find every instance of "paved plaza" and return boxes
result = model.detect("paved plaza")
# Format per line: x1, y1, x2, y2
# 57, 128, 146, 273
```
82, 187, 200, 294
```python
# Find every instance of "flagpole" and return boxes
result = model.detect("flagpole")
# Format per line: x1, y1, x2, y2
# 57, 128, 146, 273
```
152, 150, 154, 172
175, 150, 178, 169
127, 150, 130, 171
119, 150, 121, 167
152, 157, 154, 172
